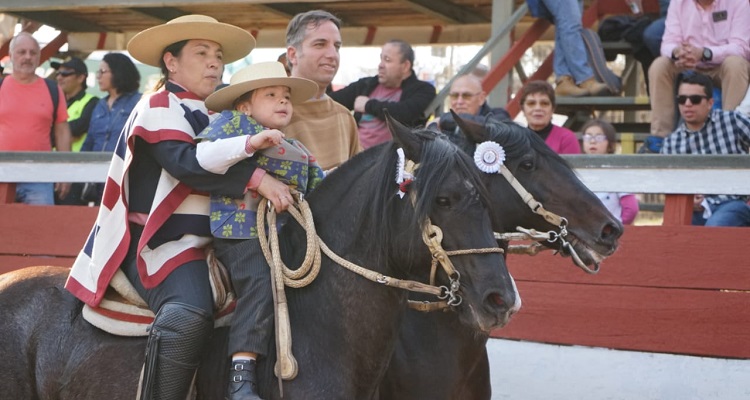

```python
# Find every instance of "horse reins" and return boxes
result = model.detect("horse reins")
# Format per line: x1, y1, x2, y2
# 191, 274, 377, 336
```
256, 154, 504, 382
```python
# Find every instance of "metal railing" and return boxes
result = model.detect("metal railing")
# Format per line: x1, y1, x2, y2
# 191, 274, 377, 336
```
2, 152, 749, 195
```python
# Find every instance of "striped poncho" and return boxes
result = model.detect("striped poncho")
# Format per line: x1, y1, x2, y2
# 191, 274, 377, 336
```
65, 85, 218, 307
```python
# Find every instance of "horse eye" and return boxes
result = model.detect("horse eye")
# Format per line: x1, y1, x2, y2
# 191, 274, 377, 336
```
520, 160, 534, 171
436, 197, 451, 208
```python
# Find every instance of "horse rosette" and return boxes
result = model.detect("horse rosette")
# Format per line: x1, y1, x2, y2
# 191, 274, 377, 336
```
473, 141, 505, 174
395, 148, 415, 198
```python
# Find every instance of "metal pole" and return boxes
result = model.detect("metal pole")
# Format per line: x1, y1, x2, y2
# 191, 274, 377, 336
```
422, 2, 528, 119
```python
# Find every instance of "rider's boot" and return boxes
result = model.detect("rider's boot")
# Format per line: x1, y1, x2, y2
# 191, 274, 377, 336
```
138, 302, 213, 400
226, 359, 263, 400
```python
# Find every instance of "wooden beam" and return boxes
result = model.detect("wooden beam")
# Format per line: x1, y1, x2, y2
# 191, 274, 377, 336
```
129, 7, 186, 22
482, 18, 551, 96
506, 52, 553, 117
0, 20, 40, 60
491, 225, 750, 358
40, 32, 68, 63
0, 204, 97, 257
394, 0, 489, 25
0, 0, 331, 12
260, 3, 317, 22
9, 11, 107, 32
0, 183, 15, 205
662, 194, 693, 226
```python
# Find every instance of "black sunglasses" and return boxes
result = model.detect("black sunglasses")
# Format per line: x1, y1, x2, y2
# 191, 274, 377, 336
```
676, 95, 708, 105
57, 70, 78, 77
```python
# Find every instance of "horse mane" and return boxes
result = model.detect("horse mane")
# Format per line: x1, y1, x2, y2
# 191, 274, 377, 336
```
308, 130, 490, 272
448, 119, 573, 170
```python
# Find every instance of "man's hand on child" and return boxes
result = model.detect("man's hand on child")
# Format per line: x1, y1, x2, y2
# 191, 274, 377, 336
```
257, 175, 293, 213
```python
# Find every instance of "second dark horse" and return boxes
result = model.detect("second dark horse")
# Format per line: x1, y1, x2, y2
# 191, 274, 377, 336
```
377, 115, 623, 399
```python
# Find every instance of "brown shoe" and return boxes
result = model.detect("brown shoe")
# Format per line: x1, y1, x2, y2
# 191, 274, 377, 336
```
578, 77, 610, 96
555, 76, 588, 97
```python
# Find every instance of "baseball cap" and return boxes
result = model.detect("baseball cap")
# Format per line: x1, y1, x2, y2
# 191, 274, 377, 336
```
50, 57, 88, 75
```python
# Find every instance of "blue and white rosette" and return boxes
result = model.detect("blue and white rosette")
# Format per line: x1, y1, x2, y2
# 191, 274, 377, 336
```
473, 141, 505, 174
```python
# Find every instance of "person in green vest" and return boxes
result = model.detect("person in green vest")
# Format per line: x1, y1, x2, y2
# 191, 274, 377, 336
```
53, 57, 99, 205
53, 57, 98, 151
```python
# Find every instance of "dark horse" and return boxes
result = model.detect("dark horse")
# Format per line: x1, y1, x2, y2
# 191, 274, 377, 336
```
0, 117, 519, 399
377, 115, 624, 400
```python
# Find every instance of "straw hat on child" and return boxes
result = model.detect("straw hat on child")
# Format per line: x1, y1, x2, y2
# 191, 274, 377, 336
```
127, 14, 255, 67
205, 61, 318, 111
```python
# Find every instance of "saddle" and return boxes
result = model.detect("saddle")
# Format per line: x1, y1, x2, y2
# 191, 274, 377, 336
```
82, 248, 236, 336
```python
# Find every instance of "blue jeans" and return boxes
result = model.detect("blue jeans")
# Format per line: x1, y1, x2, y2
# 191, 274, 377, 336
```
658, 0, 670, 18
643, 17, 666, 57
15, 182, 54, 205
692, 200, 750, 227
540, 0, 594, 84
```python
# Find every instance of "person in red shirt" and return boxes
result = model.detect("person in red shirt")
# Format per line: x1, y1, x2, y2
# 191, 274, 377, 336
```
0, 32, 71, 204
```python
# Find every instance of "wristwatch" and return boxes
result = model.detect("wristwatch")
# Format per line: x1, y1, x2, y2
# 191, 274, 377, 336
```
701, 47, 713, 62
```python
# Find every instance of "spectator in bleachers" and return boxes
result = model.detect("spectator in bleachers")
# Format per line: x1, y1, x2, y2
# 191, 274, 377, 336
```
52, 57, 99, 206
645, 0, 750, 152
620, 0, 672, 58
79, 52, 142, 204
519, 80, 581, 154
330, 39, 436, 149
581, 119, 640, 224
660, 72, 750, 227
428, 73, 510, 135
0, 32, 71, 205
52, 57, 98, 153
526, 0, 609, 97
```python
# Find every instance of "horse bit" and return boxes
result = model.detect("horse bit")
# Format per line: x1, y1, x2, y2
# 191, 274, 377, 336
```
472, 141, 596, 274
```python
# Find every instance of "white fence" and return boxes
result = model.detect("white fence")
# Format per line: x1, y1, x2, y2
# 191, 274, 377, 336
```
1, 152, 749, 195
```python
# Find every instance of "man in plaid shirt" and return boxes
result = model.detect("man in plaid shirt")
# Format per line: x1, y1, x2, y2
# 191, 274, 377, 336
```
661, 71, 750, 226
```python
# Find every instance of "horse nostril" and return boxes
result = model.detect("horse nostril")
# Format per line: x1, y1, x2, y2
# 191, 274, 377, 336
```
489, 292, 504, 307
601, 222, 623, 241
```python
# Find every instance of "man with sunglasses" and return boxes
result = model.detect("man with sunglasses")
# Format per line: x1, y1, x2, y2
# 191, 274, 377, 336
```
330, 39, 435, 149
643, 0, 750, 153
52, 57, 99, 205
52, 58, 98, 153
661, 72, 750, 227
428, 73, 510, 136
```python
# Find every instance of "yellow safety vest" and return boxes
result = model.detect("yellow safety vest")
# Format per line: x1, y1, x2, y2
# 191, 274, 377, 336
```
68, 92, 96, 152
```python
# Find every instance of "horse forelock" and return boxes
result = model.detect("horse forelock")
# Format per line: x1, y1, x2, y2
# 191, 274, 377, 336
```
412, 133, 491, 221
448, 120, 572, 169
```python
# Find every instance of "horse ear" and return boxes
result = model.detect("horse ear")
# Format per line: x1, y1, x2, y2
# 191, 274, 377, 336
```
386, 110, 422, 161
451, 110, 489, 144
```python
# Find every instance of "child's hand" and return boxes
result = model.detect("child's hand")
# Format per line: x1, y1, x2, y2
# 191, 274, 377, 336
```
249, 129, 285, 151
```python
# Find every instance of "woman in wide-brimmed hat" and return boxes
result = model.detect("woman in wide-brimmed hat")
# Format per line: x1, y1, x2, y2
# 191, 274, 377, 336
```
65, 15, 281, 400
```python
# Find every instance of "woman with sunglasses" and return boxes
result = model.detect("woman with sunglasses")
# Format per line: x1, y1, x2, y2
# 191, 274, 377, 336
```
520, 80, 581, 154
581, 119, 640, 224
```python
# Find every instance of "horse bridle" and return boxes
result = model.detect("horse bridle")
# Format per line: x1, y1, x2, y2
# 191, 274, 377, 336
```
255, 153, 505, 381
493, 162, 597, 274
